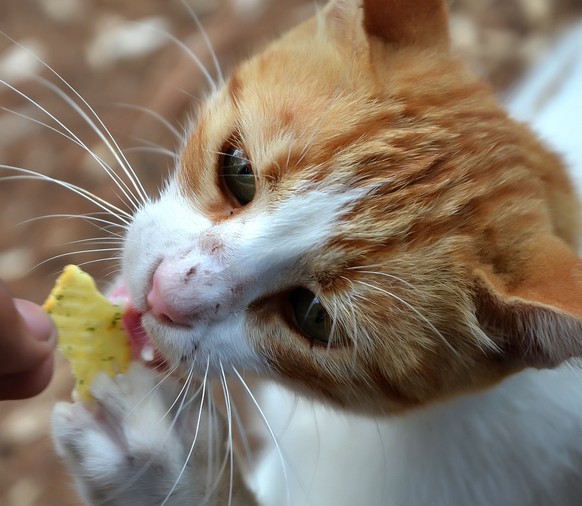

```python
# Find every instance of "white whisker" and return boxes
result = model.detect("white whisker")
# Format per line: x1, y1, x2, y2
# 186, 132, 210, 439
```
0, 80, 144, 211
230, 395, 255, 472
354, 279, 461, 358
232, 367, 291, 506
0, 35, 151, 205
128, 20, 217, 93
35, 75, 148, 207
349, 267, 425, 295
103, 364, 192, 504
110, 102, 183, 140
0, 167, 132, 223
161, 359, 210, 506
219, 363, 235, 506
17, 213, 126, 233
123, 145, 178, 159
181, 0, 224, 85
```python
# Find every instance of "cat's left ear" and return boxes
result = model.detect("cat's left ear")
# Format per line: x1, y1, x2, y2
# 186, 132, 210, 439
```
361, 0, 450, 50
324, 0, 450, 52
475, 235, 582, 368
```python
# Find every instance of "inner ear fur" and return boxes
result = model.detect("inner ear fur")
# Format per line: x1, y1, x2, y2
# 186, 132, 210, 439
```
362, 0, 450, 49
474, 237, 582, 368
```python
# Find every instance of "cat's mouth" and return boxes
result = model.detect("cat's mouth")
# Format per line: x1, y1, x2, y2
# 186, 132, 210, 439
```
122, 306, 168, 370
107, 280, 168, 370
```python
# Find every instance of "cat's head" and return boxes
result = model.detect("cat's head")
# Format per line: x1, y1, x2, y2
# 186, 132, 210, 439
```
122, 0, 582, 414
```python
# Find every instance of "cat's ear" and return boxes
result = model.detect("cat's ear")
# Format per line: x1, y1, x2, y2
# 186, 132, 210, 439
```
474, 235, 582, 368
361, 0, 450, 50
323, 0, 450, 51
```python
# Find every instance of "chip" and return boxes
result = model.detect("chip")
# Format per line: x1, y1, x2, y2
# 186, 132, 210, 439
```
43, 265, 131, 400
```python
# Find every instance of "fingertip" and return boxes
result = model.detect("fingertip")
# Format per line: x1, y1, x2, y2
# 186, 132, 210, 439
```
14, 299, 57, 346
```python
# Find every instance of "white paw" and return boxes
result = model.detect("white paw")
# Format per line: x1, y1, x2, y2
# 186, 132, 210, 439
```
52, 364, 226, 506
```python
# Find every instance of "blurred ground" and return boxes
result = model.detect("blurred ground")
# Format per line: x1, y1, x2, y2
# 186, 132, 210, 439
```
0, 0, 580, 504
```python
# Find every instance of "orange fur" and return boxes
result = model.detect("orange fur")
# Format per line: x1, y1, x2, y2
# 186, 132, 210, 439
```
178, 0, 582, 413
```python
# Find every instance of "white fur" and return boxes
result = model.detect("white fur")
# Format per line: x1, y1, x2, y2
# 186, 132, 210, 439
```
53, 365, 224, 506
249, 366, 582, 506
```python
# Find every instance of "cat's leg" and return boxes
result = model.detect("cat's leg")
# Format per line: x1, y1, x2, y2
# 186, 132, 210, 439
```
52, 363, 258, 506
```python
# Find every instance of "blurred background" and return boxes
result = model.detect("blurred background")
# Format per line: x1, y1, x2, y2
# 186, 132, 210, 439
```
0, 0, 580, 504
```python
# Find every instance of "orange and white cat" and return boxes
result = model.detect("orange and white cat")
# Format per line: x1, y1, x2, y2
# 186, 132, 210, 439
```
52, 0, 582, 505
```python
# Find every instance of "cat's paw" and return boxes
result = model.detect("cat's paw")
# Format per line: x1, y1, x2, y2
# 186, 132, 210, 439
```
52, 363, 225, 506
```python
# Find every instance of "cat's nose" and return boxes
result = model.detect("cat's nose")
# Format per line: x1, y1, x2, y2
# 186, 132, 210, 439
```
146, 266, 191, 326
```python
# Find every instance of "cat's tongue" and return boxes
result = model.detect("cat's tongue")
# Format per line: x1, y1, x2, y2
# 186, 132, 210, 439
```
122, 307, 167, 369
108, 283, 166, 369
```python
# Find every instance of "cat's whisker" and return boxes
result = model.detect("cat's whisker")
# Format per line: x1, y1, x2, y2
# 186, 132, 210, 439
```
33, 75, 148, 208
0, 167, 132, 224
0, 34, 151, 207
27, 250, 122, 278
0, 91, 143, 216
102, 364, 195, 505
327, 295, 339, 352
0, 32, 152, 206
219, 363, 235, 506
17, 212, 127, 234
102, 264, 122, 279
62, 236, 124, 247
110, 102, 184, 141
158, 365, 200, 424
201, 381, 232, 503
63, 240, 123, 251
348, 267, 425, 295
354, 279, 461, 358
123, 145, 178, 159
74, 256, 124, 270
205, 382, 217, 497
125, 363, 182, 419
232, 366, 291, 506
161, 359, 210, 506
0, 104, 142, 214
128, 20, 217, 94
341, 292, 362, 363
181, 0, 224, 86
229, 392, 256, 473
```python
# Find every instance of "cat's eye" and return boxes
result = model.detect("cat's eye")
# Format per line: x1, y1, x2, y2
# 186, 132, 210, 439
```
290, 287, 332, 344
220, 145, 256, 205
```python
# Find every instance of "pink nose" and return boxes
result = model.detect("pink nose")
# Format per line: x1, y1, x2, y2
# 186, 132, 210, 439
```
146, 268, 190, 325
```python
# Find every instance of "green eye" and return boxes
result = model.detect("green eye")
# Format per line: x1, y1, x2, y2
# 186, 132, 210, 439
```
221, 145, 256, 205
290, 287, 332, 344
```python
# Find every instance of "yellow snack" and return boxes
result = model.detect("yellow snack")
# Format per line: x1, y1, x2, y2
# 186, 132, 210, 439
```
43, 265, 131, 401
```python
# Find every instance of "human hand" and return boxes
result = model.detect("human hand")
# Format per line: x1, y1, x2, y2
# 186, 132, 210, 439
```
0, 281, 57, 400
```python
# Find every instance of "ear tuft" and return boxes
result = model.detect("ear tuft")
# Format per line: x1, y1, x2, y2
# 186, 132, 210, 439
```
362, 0, 450, 49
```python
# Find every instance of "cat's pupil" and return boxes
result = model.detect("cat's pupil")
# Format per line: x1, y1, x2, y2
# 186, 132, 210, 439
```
290, 288, 332, 344
220, 144, 256, 205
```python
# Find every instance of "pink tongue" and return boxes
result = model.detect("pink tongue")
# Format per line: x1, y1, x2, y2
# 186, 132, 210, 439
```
108, 283, 167, 368
122, 306, 168, 369
123, 307, 150, 359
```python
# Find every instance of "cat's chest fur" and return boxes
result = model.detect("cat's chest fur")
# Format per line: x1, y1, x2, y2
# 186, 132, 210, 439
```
252, 366, 582, 505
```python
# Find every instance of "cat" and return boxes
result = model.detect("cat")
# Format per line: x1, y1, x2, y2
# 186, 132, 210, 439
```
51, 0, 582, 504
